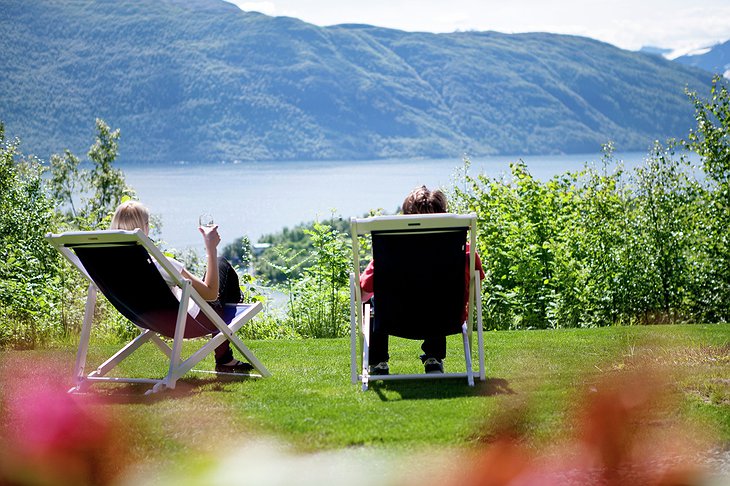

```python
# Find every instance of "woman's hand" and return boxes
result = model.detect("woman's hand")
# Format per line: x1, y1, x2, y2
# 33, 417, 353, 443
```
199, 224, 221, 255
195, 224, 221, 300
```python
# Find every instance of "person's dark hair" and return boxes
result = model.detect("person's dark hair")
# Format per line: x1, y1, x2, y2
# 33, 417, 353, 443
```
401, 185, 448, 214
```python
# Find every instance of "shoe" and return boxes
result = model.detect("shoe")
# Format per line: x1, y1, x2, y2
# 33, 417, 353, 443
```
369, 361, 389, 375
215, 360, 255, 373
423, 357, 444, 374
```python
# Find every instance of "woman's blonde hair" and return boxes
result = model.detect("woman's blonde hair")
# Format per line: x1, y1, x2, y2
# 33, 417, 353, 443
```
401, 185, 448, 214
110, 200, 150, 233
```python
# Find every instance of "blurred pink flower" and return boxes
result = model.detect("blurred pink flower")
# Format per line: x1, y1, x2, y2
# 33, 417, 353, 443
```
0, 357, 124, 486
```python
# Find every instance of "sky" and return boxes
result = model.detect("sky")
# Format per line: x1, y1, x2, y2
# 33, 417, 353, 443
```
224, 0, 730, 58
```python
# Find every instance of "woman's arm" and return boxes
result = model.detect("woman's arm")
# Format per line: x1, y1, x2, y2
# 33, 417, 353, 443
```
182, 225, 221, 301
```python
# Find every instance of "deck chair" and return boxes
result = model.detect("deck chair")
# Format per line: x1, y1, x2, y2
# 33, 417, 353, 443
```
46, 229, 270, 395
349, 213, 485, 391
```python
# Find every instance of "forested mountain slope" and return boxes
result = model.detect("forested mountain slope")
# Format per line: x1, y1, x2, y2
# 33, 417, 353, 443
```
0, 0, 712, 163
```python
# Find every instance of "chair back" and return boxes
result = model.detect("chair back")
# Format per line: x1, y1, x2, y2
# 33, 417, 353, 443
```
61, 235, 217, 339
371, 227, 466, 339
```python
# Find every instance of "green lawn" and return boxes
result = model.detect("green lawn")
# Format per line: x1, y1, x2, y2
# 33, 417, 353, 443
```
1, 324, 728, 480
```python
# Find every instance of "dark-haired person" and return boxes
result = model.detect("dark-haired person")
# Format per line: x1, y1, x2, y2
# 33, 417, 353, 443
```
359, 186, 485, 375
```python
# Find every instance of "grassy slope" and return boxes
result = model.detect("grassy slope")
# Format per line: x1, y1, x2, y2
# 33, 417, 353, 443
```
1, 324, 727, 467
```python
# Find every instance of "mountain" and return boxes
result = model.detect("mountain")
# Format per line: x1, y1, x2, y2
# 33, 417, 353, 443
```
0, 0, 712, 164
674, 40, 730, 77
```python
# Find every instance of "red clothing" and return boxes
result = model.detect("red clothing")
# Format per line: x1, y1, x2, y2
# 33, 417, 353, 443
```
359, 243, 485, 322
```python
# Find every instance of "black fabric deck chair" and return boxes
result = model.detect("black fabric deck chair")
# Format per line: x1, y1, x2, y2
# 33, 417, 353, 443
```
349, 214, 485, 391
47, 229, 269, 395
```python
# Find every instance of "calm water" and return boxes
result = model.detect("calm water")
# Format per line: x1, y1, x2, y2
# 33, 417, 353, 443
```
122, 152, 647, 249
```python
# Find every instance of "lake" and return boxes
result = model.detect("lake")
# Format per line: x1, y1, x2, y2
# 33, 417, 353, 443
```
122, 152, 649, 250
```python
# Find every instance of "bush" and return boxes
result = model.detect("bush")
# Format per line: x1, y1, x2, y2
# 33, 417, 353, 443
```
685, 75, 730, 322
0, 124, 63, 347
280, 222, 352, 338
451, 133, 720, 329
0, 119, 136, 349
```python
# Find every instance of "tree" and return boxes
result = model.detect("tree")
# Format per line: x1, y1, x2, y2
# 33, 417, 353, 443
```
633, 140, 698, 321
48, 149, 81, 218
49, 118, 131, 229
286, 222, 351, 338
88, 118, 126, 218
685, 76, 730, 321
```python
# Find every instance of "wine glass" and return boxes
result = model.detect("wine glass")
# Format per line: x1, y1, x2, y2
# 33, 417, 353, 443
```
198, 212, 215, 228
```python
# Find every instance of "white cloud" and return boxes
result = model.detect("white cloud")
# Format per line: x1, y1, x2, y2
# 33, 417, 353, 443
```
224, 0, 730, 52
667, 46, 712, 60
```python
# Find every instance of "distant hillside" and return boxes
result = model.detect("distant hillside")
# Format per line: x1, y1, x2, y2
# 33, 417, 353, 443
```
0, 0, 712, 163
674, 40, 730, 77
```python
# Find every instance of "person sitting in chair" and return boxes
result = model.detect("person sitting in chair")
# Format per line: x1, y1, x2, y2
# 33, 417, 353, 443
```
110, 200, 253, 373
359, 185, 485, 375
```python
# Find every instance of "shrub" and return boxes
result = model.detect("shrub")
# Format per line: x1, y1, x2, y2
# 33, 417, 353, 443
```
0, 124, 63, 347
279, 222, 351, 338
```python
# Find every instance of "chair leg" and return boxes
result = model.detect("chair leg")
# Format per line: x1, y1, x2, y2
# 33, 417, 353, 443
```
90, 330, 154, 378
177, 303, 269, 378
349, 274, 359, 384
227, 332, 271, 377
70, 284, 97, 392
163, 280, 191, 390
361, 303, 371, 391
475, 274, 486, 381
150, 334, 172, 358
462, 323, 474, 387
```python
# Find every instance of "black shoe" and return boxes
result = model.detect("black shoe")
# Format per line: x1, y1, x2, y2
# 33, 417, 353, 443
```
369, 361, 390, 375
424, 357, 444, 374
215, 360, 254, 373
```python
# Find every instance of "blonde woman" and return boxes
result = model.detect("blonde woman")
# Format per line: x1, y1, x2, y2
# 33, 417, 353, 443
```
111, 201, 253, 373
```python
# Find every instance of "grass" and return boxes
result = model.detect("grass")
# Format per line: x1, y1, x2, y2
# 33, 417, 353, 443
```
1, 324, 728, 480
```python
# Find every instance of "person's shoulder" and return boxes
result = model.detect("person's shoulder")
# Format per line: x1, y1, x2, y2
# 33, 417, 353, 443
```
165, 256, 185, 271
153, 255, 185, 274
